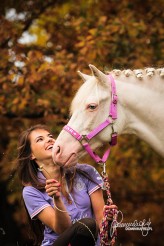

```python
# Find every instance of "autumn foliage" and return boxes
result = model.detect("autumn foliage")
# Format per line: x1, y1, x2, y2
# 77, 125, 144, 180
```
0, 0, 163, 245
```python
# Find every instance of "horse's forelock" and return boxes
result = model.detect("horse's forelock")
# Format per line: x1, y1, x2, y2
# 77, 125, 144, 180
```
70, 77, 100, 113
70, 75, 111, 114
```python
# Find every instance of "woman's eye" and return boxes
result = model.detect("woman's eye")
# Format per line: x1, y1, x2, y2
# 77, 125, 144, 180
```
36, 138, 42, 142
87, 104, 97, 110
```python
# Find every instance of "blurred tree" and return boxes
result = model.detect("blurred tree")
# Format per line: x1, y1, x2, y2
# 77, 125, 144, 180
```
0, 0, 163, 245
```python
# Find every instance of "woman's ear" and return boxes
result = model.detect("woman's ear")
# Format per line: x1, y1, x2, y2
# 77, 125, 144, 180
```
30, 153, 36, 160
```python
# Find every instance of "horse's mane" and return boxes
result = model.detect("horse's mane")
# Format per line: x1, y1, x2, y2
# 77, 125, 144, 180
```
110, 67, 164, 80
109, 68, 164, 92
71, 67, 164, 114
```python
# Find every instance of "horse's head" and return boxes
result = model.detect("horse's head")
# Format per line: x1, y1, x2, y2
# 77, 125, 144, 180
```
52, 65, 121, 167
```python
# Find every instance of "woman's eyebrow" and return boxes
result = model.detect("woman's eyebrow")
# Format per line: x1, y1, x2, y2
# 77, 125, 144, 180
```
35, 135, 43, 141
34, 132, 52, 141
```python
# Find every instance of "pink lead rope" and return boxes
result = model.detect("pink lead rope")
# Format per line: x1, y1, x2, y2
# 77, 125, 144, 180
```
63, 75, 118, 245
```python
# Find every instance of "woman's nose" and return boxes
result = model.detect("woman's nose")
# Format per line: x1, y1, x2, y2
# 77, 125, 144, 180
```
47, 138, 54, 143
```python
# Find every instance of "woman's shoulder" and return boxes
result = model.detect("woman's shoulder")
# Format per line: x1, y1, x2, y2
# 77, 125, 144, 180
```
76, 163, 101, 178
76, 163, 103, 191
23, 185, 43, 197
22, 186, 51, 219
76, 163, 96, 172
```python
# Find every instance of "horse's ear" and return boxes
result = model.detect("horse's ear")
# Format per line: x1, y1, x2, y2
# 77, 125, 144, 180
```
77, 71, 92, 82
89, 64, 107, 84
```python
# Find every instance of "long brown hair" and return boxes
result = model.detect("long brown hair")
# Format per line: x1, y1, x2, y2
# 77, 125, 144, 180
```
17, 124, 51, 245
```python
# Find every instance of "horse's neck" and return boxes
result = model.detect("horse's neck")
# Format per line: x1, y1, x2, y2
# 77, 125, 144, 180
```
114, 72, 164, 156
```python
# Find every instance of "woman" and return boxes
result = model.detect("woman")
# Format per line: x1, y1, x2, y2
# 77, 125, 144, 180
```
17, 124, 116, 246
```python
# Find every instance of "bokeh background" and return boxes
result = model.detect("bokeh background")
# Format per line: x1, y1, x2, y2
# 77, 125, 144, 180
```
0, 0, 163, 245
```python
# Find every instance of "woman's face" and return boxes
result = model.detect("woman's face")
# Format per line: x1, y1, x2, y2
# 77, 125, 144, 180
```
29, 129, 55, 163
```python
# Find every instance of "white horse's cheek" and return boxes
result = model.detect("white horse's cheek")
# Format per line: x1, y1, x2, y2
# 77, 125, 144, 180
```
68, 112, 85, 132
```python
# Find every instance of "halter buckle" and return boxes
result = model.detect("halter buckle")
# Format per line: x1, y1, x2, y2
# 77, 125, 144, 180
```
102, 162, 106, 174
110, 124, 117, 146
79, 135, 89, 144
97, 161, 106, 174
110, 133, 117, 146
98, 162, 107, 190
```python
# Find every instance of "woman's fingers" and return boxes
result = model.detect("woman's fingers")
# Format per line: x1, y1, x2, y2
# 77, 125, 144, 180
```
45, 179, 61, 197
47, 190, 60, 197
46, 187, 61, 197
103, 204, 118, 221
46, 179, 60, 186
45, 183, 61, 190
104, 205, 118, 210
46, 186, 60, 193
45, 179, 60, 188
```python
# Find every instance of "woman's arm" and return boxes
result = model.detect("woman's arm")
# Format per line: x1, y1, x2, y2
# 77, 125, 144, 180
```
90, 188, 105, 227
90, 188, 117, 228
37, 179, 72, 234
37, 197, 71, 234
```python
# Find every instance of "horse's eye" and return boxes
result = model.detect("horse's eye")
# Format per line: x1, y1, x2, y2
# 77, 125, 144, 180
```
87, 104, 97, 110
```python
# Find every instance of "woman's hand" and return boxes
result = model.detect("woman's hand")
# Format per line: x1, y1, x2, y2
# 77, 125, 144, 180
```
45, 179, 61, 198
103, 204, 118, 221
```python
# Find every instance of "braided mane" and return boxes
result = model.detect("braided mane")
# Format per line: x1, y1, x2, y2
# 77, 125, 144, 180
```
111, 68, 164, 79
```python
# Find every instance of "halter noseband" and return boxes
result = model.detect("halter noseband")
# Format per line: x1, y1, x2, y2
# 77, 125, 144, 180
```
63, 74, 118, 164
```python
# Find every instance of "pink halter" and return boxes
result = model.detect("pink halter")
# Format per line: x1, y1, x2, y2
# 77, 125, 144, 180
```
63, 74, 118, 164
64, 74, 118, 245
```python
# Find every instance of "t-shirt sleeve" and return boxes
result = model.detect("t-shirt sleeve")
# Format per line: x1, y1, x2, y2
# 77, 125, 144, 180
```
23, 186, 51, 219
81, 164, 103, 195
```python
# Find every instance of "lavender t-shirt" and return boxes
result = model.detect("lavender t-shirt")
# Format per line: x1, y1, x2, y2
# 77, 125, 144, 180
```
23, 164, 103, 246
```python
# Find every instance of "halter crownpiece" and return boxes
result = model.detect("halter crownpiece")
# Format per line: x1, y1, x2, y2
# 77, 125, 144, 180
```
63, 74, 118, 164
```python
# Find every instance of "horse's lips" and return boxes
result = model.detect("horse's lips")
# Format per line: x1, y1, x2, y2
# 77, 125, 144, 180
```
53, 141, 101, 167
55, 153, 78, 168
64, 153, 78, 168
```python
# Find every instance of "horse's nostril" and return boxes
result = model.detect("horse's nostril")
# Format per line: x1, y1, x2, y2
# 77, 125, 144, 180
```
57, 146, 60, 154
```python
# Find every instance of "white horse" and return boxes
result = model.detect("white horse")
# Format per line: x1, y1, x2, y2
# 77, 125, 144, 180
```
52, 65, 164, 167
